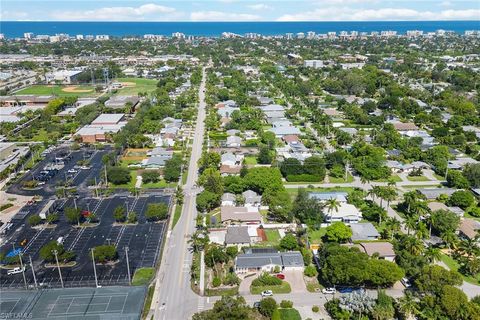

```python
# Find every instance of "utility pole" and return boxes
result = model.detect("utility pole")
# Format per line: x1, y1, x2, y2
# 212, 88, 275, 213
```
29, 255, 38, 289
125, 247, 131, 285
104, 165, 108, 187
18, 251, 27, 290
73, 197, 77, 210
53, 250, 64, 288
91, 248, 99, 288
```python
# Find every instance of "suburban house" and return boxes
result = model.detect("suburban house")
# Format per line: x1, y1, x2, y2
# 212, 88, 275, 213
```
104, 95, 140, 110
226, 135, 242, 148
221, 206, 262, 225
350, 223, 380, 241
358, 242, 396, 262
392, 122, 419, 131
234, 250, 304, 274
220, 165, 242, 176
325, 203, 362, 224
142, 147, 173, 169
308, 191, 348, 203
221, 193, 236, 206
221, 152, 243, 166
75, 114, 127, 143
217, 106, 240, 118
225, 226, 261, 247
458, 219, 480, 241
242, 190, 262, 207
269, 126, 301, 138
418, 188, 457, 200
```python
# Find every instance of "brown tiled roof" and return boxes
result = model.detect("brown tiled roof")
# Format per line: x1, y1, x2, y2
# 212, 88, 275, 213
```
459, 219, 480, 240
359, 242, 395, 257
282, 135, 300, 143
220, 165, 241, 174
393, 122, 418, 131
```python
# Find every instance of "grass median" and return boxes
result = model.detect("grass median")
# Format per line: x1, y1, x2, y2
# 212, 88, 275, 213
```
250, 282, 291, 294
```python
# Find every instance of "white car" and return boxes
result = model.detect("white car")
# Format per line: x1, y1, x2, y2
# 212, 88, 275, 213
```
7, 267, 25, 275
80, 166, 90, 170
261, 290, 273, 297
402, 277, 412, 288
67, 169, 78, 173
322, 287, 336, 294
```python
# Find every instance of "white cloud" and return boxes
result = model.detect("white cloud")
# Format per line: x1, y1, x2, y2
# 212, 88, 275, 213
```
277, 7, 480, 21
247, 4, 272, 11
440, 1, 452, 7
190, 11, 260, 21
0, 10, 29, 20
50, 3, 178, 21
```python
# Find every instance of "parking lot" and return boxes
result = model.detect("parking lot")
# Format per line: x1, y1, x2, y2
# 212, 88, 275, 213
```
7, 145, 112, 198
0, 194, 170, 289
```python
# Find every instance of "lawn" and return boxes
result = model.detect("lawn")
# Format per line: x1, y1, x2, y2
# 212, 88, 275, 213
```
374, 174, 402, 183
407, 175, 430, 182
328, 173, 354, 183
15, 84, 98, 97
141, 286, 155, 319
279, 308, 302, 320
132, 267, 155, 286
433, 173, 446, 181
250, 282, 291, 294
440, 253, 480, 285
264, 229, 281, 244
244, 156, 258, 165
172, 204, 182, 228
113, 77, 158, 95
142, 179, 176, 189
308, 228, 326, 244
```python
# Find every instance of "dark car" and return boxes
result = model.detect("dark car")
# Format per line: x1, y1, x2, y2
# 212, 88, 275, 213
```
339, 288, 358, 294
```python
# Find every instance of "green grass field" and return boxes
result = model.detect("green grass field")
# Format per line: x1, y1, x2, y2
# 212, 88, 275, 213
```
264, 229, 281, 244
407, 175, 430, 182
440, 254, 480, 285
244, 156, 258, 165
250, 282, 291, 294
15, 85, 98, 97
308, 228, 327, 243
132, 267, 155, 286
328, 173, 354, 183
113, 77, 158, 95
279, 308, 302, 320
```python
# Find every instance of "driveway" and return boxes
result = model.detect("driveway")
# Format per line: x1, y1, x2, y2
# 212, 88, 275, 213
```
283, 269, 308, 293
239, 273, 257, 295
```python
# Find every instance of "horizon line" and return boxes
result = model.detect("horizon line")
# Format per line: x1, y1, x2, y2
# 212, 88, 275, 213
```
1, 20, 479, 23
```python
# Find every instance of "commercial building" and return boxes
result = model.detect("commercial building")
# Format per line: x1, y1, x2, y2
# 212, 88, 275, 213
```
75, 114, 127, 143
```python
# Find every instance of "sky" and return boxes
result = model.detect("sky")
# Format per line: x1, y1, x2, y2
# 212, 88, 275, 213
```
1, 0, 479, 22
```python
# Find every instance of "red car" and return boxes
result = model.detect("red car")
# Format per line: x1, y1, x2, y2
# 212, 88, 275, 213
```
275, 274, 285, 280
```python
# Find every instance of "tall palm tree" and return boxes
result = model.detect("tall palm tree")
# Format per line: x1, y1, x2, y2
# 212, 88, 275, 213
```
441, 230, 459, 250
403, 191, 418, 213
425, 246, 441, 263
405, 215, 418, 236
405, 236, 424, 256
413, 201, 429, 220
398, 292, 418, 320
325, 198, 340, 214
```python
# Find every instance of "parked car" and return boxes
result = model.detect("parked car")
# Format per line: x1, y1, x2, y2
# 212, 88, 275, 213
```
7, 267, 25, 275
338, 287, 356, 294
322, 287, 336, 294
275, 274, 285, 280
261, 290, 273, 297
401, 277, 412, 288
67, 169, 78, 173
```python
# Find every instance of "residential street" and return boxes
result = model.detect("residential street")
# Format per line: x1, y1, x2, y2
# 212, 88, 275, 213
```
151, 66, 208, 320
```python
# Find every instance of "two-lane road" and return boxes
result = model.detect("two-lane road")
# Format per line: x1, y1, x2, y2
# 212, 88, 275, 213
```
151, 66, 208, 320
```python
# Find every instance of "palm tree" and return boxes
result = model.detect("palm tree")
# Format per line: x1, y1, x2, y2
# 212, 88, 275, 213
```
405, 236, 424, 256
386, 217, 401, 239
425, 246, 441, 263
415, 222, 429, 240
398, 292, 418, 320
413, 201, 429, 220
441, 230, 459, 250
458, 238, 480, 258
325, 198, 340, 214
188, 230, 209, 253
405, 215, 418, 236
403, 191, 418, 213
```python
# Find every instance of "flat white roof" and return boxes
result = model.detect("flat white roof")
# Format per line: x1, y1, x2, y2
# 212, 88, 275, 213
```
91, 113, 125, 125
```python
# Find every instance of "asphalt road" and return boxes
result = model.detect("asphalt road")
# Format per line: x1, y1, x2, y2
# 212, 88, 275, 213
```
152, 66, 208, 320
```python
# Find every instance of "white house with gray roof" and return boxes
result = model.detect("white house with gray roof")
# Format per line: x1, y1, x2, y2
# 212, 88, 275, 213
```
234, 251, 304, 274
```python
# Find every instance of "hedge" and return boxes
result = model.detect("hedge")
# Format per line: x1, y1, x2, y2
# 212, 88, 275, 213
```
286, 174, 323, 182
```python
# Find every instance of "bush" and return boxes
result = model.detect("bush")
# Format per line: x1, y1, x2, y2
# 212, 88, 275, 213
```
280, 300, 293, 308
65, 207, 82, 224
142, 171, 160, 184
22, 180, 38, 188
127, 212, 137, 223
107, 166, 131, 185
28, 215, 42, 226
252, 273, 282, 287
259, 297, 277, 317
304, 265, 318, 277
92, 245, 117, 263
212, 277, 221, 287
223, 272, 240, 286
448, 190, 475, 209
145, 203, 168, 221
466, 206, 480, 217
39, 241, 75, 263
312, 306, 319, 313
113, 206, 126, 222
273, 265, 281, 273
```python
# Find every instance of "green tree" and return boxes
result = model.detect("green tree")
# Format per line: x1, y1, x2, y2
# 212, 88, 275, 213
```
164, 154, 183, 182
113, 205, 126, 222
28, 215, 42, 226
39, 241, 75, 263
414, 265, 463, 294
447, 190, 475, 209
447, 170, 470, 189
196, 191, 221, 212
142, 170, 160, 184
145, 203, 168, 221
198, 168, 224, 195
259, 298, 277, 318
65, 207, 81, 225
107, 166, 131, 185
463, 163, 480, 188
325, 222, 352, 243
279, 233, 299, 251
92, 245, 118, 263
257, 145, 273, 164
440, 285, 469, 319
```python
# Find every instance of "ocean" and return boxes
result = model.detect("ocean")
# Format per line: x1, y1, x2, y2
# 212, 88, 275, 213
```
0, 21, 479, 38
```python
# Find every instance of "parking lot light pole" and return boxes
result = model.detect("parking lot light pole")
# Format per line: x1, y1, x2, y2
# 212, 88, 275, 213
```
18, 251, 27, 290
91, 248, 99, 288
125, 247, 131, 285
29, 255, 38, 289
52, 250, 64, 288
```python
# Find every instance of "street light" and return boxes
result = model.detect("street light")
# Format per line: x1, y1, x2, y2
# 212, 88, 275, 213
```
29, 255, 38, 289
52, 249, 64, 288
125, 247, 131, 285
91, 248, 100, 288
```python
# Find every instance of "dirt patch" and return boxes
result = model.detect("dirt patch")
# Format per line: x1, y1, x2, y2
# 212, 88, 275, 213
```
62, 86, 93, 93
120, 82, 137, 87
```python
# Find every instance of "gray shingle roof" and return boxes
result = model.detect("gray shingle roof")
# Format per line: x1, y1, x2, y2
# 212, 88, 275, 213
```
350, 223, 380, 241
235, 251, 304, 269
225, 226, 251, 244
